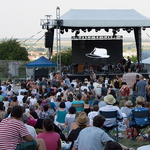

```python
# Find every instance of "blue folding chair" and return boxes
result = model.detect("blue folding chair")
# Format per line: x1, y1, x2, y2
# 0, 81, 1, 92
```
99, 110, 119, 141
129, 110, 150, 140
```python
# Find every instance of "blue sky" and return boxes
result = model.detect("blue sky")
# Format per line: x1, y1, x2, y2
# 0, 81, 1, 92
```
1, 0, 150, 39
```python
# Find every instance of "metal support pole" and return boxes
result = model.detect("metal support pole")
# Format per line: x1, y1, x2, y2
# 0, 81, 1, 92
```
134, 27, 142, 65
56, 7, 61, 72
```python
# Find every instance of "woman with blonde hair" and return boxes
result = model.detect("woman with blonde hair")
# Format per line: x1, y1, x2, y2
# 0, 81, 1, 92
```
129, 96, 149, 127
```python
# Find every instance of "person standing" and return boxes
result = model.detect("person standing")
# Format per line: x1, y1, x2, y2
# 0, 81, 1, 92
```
120, 82, 130, 106
131, 74, 140, 104
55, 70, 62, 88
40, 77, 48, 89
64, 75, 71, 88
136, 76, 147, 100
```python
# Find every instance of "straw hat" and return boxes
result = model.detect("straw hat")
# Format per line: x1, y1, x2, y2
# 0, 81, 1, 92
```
57, 70, 60, 73
76, 112, 89, 126
125, 100, 133, 107
104, 94, 116, 105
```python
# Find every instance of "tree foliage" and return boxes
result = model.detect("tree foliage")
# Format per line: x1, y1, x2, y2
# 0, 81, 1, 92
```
52, 47, 72, 66
130, 55, 137, 63
0, 38, 29, 61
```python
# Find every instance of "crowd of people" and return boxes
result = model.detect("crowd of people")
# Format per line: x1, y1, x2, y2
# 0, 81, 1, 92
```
0, 70, 150, 150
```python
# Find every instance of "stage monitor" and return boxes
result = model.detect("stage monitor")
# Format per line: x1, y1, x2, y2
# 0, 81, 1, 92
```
72, 39, 123, 66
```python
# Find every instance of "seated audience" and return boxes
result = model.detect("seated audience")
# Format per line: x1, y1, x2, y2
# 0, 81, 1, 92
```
0, 105, 46, 150
37, 118, 61, 150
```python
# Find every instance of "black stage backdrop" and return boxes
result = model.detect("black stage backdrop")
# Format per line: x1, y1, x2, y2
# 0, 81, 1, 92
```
72, 39, 123, 66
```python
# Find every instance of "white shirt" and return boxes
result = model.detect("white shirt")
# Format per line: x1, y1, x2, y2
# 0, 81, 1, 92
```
88, 111, 98, 126
71, 80, 77, 88
30, 98, 37, 105
137, 145, 150, 150
17, 95, 24, 106
24, 124, 37, 139
1, 86, 6, 92
49, 73, 53, 81
99, 105, 123, 127
94, 86, 102, 97
80, 86, 89, 95
18, 89, 27, 95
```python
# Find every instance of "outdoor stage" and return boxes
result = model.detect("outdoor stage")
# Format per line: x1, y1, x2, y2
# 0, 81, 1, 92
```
67, 71, 149, 82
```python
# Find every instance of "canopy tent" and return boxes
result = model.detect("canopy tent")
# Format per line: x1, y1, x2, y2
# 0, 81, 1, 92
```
52, 9, 150, 67
26, 56, 57, 68
141, 57, 150, 64
60, 9, 150, 28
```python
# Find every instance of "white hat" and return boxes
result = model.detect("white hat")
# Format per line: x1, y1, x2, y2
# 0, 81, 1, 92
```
104, 94, 116, 105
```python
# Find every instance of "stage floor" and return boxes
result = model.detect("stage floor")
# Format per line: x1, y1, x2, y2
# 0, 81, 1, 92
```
66, 71, 149, 82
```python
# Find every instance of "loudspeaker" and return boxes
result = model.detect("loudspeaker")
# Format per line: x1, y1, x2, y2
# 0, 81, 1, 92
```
45, 29, 54, 48
34, 68, 49, 81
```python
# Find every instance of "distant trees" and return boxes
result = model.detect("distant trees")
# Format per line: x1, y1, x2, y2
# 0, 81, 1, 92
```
0, 38, 29, 61
130, 55, 137, 63
52, 47, 72, 66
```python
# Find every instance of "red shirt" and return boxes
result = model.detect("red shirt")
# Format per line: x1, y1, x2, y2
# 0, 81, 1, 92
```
0, 118, 30, 150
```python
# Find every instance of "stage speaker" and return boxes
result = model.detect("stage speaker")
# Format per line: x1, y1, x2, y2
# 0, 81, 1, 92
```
34, 68, 49, 81
45, 29, 54, 48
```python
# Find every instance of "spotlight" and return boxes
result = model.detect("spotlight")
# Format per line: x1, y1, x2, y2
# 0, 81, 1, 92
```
88, 28, 92, 32
112, 29, 117, 38
105, 28, 109, 32
65, 28, 68, 32
127, 29, 131, 33
81, 29, 86, 32
75, 30, 80, 37
60, 29, 64, 34
71, 29, 75, 33
95, 28, 99, 32
142, 27, 146, 31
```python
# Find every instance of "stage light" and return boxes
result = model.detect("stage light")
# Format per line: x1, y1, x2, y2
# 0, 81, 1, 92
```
71, 29, 75, 33
142, 27, 146, 31
127, 29, 131, 33
65, 28, 68, 32
95, 29, 99, 32
60, 29, 64, 34
81, 29, 86, 32
105, 28, 109, 32
88, 28, 92, 32
112, 29, 117, 38
75, 30, 80, 37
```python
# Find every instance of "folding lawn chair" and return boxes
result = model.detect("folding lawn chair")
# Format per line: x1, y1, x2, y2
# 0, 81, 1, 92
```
99, 110, 119, 141
130, 110, 150, 140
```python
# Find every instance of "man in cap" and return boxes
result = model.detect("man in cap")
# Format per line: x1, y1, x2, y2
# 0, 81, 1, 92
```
98, 94, 123, 127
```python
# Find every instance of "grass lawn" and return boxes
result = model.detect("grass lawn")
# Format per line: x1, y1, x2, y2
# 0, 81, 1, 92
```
119, 138, 149, 149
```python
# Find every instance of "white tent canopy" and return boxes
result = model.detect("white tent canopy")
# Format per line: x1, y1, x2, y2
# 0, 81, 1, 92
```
141, 57, 150, 64
60, 9, 150, 28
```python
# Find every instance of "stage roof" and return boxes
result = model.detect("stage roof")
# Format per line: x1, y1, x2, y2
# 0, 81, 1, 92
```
60, 9, 150, 28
